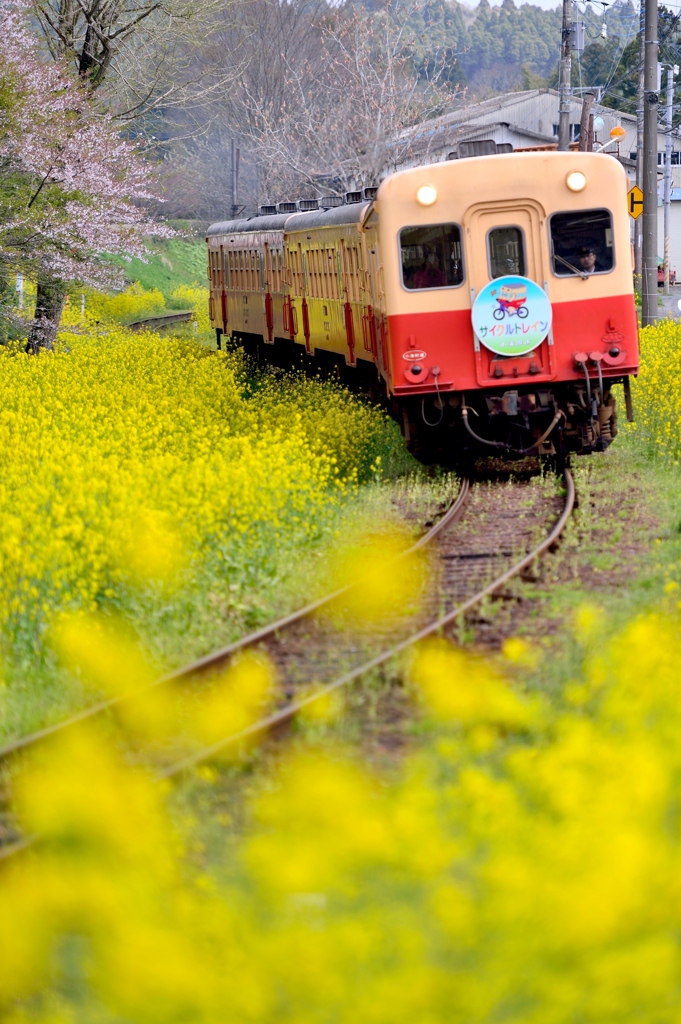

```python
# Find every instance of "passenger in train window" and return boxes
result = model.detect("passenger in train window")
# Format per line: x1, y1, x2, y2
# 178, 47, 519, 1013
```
551, 209, 614, 276
400, 224, 463, 290
414, 251, 447, 289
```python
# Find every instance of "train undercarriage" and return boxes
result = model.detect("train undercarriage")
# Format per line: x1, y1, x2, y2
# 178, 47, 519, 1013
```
224, 329, 633, 470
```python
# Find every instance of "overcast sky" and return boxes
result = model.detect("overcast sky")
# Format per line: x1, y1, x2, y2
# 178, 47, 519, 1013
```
457, 0, 560, 8
458, 0, 560, 9
455, 0, 639, 10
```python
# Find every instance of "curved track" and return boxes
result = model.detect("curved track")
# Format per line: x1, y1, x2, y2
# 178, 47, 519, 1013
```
0, 470, 575, 859
158, 468, 575, 777
0, 480, 471, 764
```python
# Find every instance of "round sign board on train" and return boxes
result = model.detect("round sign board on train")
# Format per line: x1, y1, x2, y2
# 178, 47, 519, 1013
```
471, 276, 552, 358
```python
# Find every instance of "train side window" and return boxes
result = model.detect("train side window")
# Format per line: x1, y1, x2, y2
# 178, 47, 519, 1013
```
400, 224, 463, 290
550, 209, 614, 276
311, 250, 321, 298
488, 227, 525, 278
326, 249, 338, 299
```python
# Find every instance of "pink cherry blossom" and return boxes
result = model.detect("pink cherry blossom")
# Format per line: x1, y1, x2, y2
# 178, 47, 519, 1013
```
0, 0, 171, 288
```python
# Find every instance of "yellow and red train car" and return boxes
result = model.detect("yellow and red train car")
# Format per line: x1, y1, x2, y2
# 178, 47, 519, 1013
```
207, 151, 638, 464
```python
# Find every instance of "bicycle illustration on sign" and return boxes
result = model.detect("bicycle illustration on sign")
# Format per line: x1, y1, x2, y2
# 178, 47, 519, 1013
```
493, 283, 528, 320
471, 276, 552, 358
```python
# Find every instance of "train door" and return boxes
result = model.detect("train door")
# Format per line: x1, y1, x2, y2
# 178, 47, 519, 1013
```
263, 244, 274, 343
359, 232, 378, 363
220, 245, 228, 334
362, 213, 388, 379
464, 200, 554, 385
301, 250, 311, 353
339, 238, 360, 366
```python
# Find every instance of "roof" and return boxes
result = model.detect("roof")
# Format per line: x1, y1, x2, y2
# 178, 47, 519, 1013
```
284, 202, 369, 233
206, 213, 298, 236
398, 90, 636, 145
207, 201, 369, 238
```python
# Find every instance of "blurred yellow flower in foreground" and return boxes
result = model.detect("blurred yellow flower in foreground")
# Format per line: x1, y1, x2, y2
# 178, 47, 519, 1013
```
410, 638, 532, 728
3, 613, 681, 1020
193, 651, 275, 750
322, 531, 426, 628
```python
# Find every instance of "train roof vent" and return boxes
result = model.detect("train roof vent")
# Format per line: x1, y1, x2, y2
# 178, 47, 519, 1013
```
320, 196, 344, 208
457, 139, 497, 159
258, 204, 277, 216
450, 140, 514, 160
345, 190, 362, 204
298, 198, 320, 211
363, 186, 378, 200
277, 201, 298, 214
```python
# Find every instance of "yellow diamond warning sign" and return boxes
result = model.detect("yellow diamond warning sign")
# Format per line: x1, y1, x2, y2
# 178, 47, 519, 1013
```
627, 185, 644, 219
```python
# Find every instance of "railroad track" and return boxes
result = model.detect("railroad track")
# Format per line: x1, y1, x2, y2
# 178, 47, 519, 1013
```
0, 468, 575, 858
0, 478, 469, 764
157, 467, 574, 778
127, 310, 195, 331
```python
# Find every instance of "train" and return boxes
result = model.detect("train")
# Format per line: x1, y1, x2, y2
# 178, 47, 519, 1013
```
206, 149, 638, 467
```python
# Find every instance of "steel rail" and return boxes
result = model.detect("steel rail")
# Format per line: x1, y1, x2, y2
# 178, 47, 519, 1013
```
0, 471, 573, 863
157, 469, 575, 780
0, 479, 471, 764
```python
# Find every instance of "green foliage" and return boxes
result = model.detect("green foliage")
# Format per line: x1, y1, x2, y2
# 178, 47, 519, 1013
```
118, 238, 208, 300
578, 36, 639, 114
385, 0, 638, 97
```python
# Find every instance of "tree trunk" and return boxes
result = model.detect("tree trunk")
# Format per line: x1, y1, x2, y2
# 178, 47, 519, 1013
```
27, 276, 66, 353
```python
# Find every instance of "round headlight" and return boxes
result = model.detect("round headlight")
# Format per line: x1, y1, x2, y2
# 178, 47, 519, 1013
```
566, 170, 587, 192
416, 184, 437, 206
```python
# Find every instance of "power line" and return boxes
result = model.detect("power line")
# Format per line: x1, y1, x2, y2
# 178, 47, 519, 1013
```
599, 8, 639, 100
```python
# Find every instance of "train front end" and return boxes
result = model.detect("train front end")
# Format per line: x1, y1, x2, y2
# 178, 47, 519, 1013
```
375, 151, 639, 461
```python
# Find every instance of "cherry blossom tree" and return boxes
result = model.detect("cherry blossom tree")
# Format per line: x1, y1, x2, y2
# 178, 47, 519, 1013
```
0, 0, 170, 349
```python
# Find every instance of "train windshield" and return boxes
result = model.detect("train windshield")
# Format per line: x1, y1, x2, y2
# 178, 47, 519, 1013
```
400, 224, 463, 290
550, 209, 614, 276
488, 227, 525, 278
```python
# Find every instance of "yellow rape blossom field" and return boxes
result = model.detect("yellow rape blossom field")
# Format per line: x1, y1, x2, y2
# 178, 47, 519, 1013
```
0, 326, 408, 738
4, 612, 681, 1022
5, 306, 681, 1022
629, 318, 681, 461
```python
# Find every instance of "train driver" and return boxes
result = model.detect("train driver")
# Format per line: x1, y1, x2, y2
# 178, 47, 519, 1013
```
576, 245, 598, 274
413, 250, 447, 289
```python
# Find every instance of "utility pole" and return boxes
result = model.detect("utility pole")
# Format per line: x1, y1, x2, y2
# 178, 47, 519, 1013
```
230, 140, 241, 218
635, 0, 645, 278
664, 65, 677, 295
641, 0, 659, 327
578, 92, 595, 151
558, 0, 572, 150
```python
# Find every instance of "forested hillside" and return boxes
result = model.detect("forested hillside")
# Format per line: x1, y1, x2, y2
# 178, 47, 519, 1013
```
401, 0, 638, 99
